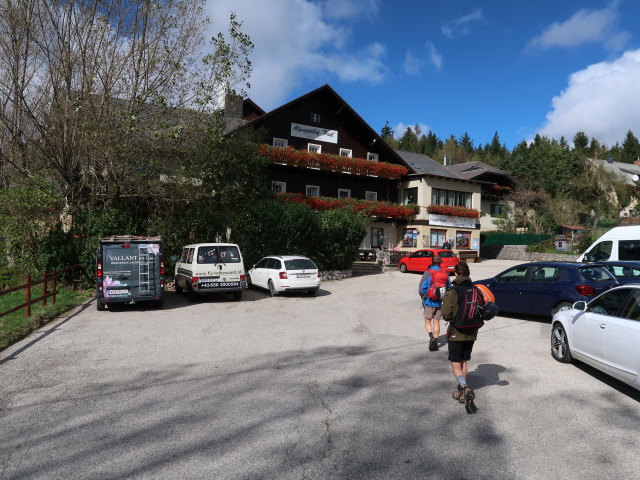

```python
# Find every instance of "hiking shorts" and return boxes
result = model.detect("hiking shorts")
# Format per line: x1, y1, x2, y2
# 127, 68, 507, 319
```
423, 306, 442, 321
448, 340, 475, 362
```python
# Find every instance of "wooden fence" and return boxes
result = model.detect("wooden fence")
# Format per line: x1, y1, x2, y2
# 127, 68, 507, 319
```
0, 265, 83, 319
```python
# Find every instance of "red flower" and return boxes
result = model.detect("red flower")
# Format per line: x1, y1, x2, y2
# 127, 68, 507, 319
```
277, 193, 418, 219
427, 204, 479, 218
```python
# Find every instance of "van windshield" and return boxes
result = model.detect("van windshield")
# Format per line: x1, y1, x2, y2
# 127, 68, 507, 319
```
619, 240, 640, 260
197, 246, 241, 264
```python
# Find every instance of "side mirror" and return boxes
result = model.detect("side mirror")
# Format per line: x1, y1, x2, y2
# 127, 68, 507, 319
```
573, 301, 587, 311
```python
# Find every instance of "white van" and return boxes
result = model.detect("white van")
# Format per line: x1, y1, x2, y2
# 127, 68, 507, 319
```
577, 226, 640, 262
174, 243, 246, 300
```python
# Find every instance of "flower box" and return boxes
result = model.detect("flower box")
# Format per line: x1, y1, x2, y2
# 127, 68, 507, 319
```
427, 204, 480, 218
277, 193, 419, 219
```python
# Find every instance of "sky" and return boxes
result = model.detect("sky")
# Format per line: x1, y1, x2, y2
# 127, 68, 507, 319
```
204, 0, 640, 150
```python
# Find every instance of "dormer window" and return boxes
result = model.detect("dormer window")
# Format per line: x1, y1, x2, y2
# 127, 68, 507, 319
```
310, 113, 321, 123
367, 152, 379, 162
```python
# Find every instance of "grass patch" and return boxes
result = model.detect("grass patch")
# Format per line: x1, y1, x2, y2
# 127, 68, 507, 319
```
0, 286, 92, 350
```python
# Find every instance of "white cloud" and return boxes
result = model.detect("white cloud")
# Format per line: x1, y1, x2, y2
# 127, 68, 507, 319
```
537, 49, 640, 146
393, 122, 431, 139
441, 8, 483, 39
204, 0, 386, 110
528, 1, 627, 51
403, 42, 442, 76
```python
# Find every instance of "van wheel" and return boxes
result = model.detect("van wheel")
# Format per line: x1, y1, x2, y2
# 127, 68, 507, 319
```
233, 290, 242, 301
268, 280, 277, 297
96, 300, 106, 311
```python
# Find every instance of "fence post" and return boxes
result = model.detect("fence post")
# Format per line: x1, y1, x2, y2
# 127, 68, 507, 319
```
41, 271, 48, 307
52, 272, 57, 305
25, 273, 31, 318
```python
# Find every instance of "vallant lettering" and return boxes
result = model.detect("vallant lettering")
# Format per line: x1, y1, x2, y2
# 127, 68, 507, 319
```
109, 255, 138, 261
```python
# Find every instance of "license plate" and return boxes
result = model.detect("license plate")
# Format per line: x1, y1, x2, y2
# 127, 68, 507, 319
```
107, 289, 129, 295
199, 281, 240, 288
297, 274, 310, 278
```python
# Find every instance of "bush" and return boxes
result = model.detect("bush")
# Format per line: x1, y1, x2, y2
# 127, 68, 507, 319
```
481, 232, 550, 246
314, 208, 368, 270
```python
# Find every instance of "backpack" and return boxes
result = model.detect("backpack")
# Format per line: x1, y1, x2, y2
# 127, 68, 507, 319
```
418, 270, 431, 299
481, 301, 498, 320
452, 284, 485, 329
427, 268, 449, 300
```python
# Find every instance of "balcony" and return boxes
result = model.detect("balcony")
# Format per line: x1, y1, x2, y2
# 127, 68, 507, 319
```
278, 193, 419, 219
259, 144, 408, 179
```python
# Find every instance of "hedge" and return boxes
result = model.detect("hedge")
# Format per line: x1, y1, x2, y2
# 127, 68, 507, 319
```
481, 232, 550, 246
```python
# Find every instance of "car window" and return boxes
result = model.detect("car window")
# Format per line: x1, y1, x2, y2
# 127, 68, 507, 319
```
496, 266, 528, 283
268, 259, 282, 270
255, 258, 269, 268
530, 266, 562, 282
412, 251, 426, 258
619, 241, 640, 261
180, 248, 189, 263
578, 266, 615, 282
425, 251, 433, 257
285, 258, 317, 270
587, 289, 632, 316
605, 264, 640, 280
186, 248, 194, 264
438, 251, 456, 258
585, 241, 612, 262
621, 290, 640, 320
197, 246, 219, 264
218, 246, 241, 263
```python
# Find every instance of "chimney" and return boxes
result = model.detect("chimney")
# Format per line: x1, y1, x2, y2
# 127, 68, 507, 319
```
224, 93, 243, 120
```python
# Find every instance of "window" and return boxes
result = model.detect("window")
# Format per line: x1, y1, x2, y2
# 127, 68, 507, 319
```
308, 143, 321, 153
584, 241, 613, 262
338, 188, 351, 198
272, 181, 286, 193
371, 228, 384, 248
497, 266, 528, 283
365, 191, 377, 201
310, 113, 321, 123
456, 231, 471, 249
403, 187, 418, 205
432, 188, 472, 208
530, 266, 563, 282
587, 288, 631, 316
367, 152, 379, 162
402, 228, 417, 248
490, 204, 505, 216
339, 148, 352, 157
306, 185, 320, 196
197, 246, 241, 264
619, 240, 640, 260
430, 229, 446, 248
186, 248, 194, 264
622, 290, 640, 320
273, 138, 288, 147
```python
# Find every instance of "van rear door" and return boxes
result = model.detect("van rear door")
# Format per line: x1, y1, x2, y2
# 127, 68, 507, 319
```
102, 242, 162, 300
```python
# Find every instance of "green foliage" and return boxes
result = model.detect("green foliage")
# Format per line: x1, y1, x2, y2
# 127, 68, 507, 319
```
480, 232, 550, 246
525, 238, 555, 252
574, 233, 594, 254
314, 208, 368, 270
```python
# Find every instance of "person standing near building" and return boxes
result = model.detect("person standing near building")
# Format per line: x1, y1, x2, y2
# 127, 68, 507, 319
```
442, 239, 452, 250
419, 256, 450, 352
441, 261, 483, 414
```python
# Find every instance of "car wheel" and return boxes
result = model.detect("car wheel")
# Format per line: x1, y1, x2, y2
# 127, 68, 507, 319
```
96, 300, 105, 311
233, 290, 242, 301
399, 263, 407, 273
551, 322, 573, 363
550, 301, 572, 317
268, 280, 276, 297
247, 274, 253, 288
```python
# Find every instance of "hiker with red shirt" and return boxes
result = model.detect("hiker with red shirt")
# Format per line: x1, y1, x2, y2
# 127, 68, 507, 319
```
418, 255, 451, 352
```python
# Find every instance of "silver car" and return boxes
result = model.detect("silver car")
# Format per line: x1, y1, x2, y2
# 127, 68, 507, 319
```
551, 285, 640, 391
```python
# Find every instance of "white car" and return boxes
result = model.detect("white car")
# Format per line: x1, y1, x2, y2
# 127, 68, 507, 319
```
551, 285, 640, 391
247, 255, 321, 297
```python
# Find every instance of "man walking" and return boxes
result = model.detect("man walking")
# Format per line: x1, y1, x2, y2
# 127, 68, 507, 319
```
441, 261, 482, 414
419, 256, 450, 352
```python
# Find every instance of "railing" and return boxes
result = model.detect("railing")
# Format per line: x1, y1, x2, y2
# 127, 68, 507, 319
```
0, 265, 83, 318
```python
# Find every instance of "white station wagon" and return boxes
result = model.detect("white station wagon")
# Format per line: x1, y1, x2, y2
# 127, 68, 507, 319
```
551, 285, 640, 391
247, 255, 321, 296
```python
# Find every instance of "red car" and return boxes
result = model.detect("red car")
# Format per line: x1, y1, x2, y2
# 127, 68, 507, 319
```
398, 249, 459, 274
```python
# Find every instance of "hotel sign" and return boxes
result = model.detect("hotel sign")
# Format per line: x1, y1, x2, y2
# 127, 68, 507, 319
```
290, 123, 338, 144
429, 214, 476, 229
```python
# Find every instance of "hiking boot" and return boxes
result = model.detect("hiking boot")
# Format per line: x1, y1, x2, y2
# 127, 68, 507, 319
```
452, 385, 465, 403
429, 338, 438, 351
464, 387, 477, 414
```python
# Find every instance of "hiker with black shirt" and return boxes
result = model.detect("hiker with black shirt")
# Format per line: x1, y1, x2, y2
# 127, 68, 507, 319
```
441, 261, 483, 414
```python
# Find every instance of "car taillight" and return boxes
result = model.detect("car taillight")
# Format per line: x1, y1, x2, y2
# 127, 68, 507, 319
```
192, 277, 199, 285
240, 275, 246, 281
575, 285, 595, 296
97, 259, 103, 278
279, 271, 288, 279
160, 256, 165, 275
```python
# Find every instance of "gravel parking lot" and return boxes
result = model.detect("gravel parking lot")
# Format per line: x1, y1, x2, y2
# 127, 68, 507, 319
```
1, 259, 639, 479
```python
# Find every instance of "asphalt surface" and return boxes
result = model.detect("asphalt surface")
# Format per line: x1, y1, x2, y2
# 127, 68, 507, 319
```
1, 259, 639, 480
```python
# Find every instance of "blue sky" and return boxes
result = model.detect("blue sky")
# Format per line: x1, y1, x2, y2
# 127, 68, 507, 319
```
206, 0, 640, 150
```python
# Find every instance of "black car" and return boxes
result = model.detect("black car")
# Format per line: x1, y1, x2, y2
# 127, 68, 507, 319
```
474, 262, 618, 317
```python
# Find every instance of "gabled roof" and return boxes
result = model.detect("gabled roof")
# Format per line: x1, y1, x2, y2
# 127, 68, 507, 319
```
448, 161, 512, 179
588, 157, 640, 186
394, 150, 463, 179
246, 84, 409, 168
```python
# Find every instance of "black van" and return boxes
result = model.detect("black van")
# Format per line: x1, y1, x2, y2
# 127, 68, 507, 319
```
96, 236, 164, 311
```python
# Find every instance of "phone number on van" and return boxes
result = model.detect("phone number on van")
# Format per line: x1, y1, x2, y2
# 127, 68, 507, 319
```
199, 281, 240, 288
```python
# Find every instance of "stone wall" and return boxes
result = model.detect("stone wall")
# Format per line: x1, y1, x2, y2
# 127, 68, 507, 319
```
320, 270, 353, 281
481, 245, 578, 262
